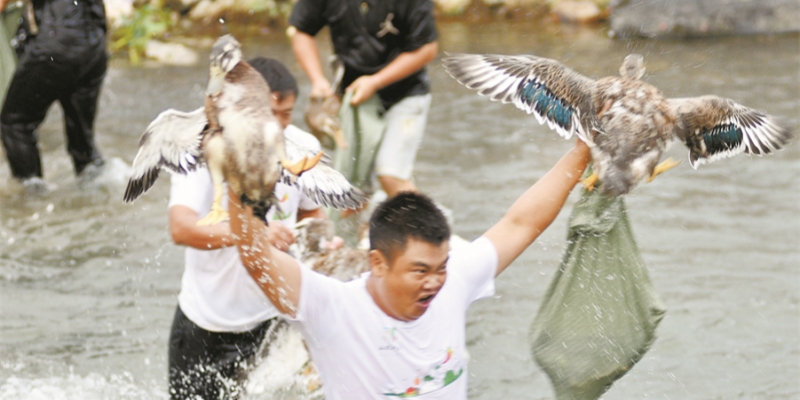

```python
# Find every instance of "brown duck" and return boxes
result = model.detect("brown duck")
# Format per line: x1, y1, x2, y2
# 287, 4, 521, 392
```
124, 35, 367, 223
443, 53, 793, 196
304, 57, 348, 150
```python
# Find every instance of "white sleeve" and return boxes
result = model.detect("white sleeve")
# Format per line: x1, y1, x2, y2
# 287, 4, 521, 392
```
298, 191, 321, 211
287, 264, 342, 347
168, 169, 212, 213
449, 237, 498, 306
285, 124, 321, 152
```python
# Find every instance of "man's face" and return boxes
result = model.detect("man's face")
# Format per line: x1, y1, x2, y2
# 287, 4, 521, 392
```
369, 238, 449, 322
270, 92, 296, 130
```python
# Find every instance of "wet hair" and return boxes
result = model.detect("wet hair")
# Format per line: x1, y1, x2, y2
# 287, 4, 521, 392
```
248, 57, 299, 101
369, 192, 450, 263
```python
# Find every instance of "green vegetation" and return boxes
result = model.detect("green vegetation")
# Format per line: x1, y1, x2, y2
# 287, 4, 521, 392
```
110, 4, 175, 65
107, 0, 609, 63
108, 0, 296, 63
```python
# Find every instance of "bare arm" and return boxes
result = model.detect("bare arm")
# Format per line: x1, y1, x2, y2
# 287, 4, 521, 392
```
228, 188, 302, 317
170, 205, 297, 252
346, 41, 438, 105
169, 205, 234, 249
297, 207, 326, 221
291, 30, 333, 99
483, 140, 592, 277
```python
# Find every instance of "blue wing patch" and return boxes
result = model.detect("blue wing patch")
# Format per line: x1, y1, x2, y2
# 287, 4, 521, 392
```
518, 79, 574, 133
703, 123, 743, 155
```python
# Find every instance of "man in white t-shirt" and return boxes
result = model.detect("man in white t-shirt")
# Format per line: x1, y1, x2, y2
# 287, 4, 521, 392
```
166, 57, 328, 400
228, 137, 592, 399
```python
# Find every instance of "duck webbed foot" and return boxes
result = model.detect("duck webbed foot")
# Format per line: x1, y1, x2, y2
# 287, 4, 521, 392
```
197, 184, 229, 226
197, 204, 229, 226
300, 361, 322, 393
581, 172, 599, 191
281, 151, 325, 176
647, 157, 681, 183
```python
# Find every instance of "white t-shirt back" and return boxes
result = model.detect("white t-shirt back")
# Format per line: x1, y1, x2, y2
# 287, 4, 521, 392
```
290, 237, 498, 399
169, 125, 321, 332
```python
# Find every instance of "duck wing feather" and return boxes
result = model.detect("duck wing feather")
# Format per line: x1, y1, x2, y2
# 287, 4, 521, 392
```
442, 52, 597, 142
124, 107, 208, 202
281, 131, 367, 210
669, 96, 793, 168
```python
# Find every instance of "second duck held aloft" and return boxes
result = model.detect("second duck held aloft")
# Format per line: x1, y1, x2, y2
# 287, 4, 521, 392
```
443, 52, 793, 196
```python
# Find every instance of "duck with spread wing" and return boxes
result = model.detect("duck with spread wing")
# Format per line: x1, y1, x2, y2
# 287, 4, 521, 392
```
123, 35, 367, 223
443, 53, 793, 196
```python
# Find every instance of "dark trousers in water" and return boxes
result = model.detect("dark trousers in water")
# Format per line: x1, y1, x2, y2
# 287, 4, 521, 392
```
168, 306, 277, 400
1, 24, 106, 180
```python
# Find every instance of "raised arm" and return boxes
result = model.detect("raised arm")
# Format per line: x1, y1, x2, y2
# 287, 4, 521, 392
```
346, 41, 438, 106
228, 188, 302, 316
291, 30, 333, 99
483, 140, 591, 276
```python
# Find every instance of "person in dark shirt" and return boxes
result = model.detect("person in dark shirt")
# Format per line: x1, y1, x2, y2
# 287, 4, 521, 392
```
0, 0, 107, 192
289, 0, 438, 198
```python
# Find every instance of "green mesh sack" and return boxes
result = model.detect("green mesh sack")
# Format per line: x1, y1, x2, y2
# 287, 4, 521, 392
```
334, 91, 386, 194
1, 5, 21, 107
530, 187, 667, 400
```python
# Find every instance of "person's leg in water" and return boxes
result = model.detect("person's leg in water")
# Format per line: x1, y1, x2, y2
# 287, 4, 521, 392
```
0, 57, 59, 182
62, 48, 107, 179
339, 93, 430, 220
374, 94, 431, 197
1, 36, 106, 188
373, 94, 453, 226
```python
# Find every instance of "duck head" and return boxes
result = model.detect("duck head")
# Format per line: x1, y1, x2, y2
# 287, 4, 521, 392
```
207, 35, 243, 96
620, 54, 645, 80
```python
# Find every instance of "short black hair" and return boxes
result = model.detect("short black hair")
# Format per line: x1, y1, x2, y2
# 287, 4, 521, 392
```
248, 57, 299, 100
369, 192, 450, 262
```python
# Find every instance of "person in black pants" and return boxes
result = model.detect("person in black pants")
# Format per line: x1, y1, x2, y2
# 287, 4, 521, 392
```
0, 0, 107, 191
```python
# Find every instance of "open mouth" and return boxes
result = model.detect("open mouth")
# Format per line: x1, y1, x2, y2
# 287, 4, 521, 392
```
417, 294, 435, 308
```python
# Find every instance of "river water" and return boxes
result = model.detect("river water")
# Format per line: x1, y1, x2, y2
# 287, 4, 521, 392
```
0, 21, 798, 399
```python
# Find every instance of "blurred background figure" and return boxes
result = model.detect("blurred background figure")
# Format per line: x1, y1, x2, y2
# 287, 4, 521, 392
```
0, 0, 107, 193
288, 0, 439, 200
1, 0, 22, 108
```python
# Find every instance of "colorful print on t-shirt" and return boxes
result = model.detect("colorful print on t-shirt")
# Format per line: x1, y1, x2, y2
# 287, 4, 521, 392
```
271, 192, 293, 221
382, 348, 464, 397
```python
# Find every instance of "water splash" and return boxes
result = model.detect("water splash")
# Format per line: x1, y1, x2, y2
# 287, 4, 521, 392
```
0, 371, 167, 400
